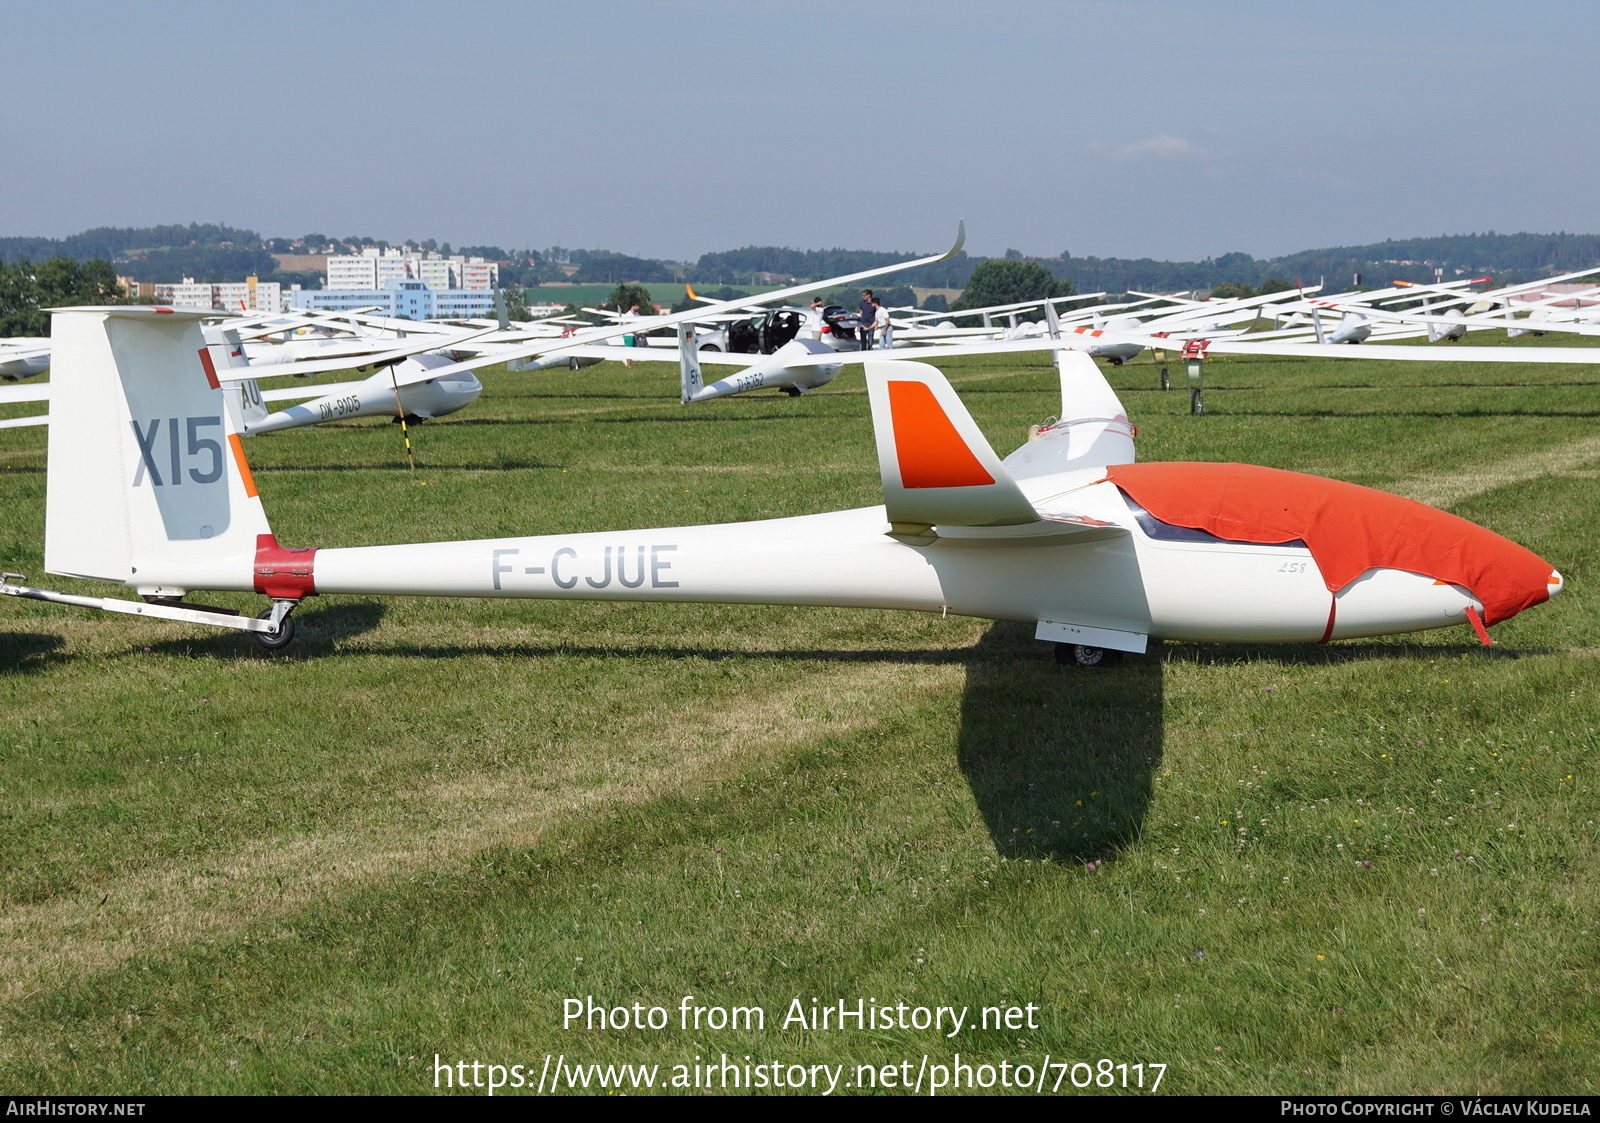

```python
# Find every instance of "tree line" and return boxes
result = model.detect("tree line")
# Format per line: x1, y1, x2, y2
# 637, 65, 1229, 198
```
0, 258, 131, 336
9, 224, 1600, 324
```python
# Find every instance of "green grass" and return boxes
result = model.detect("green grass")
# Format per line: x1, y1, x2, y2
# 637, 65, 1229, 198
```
0, 338, 1597, 1095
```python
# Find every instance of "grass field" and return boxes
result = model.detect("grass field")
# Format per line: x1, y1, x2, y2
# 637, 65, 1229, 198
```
0, 337, 1597, 1095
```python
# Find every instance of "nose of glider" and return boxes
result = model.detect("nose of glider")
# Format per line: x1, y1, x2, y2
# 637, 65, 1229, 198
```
1104, 461, 1562, 631
1416, 524, 1561, 627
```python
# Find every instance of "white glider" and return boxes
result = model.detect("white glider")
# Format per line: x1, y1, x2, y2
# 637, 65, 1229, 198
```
1060, 323, 1600, 367
3, 306, 1563, 664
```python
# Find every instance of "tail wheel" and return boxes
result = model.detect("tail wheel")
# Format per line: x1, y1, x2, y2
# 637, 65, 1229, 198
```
1055, 642, 1122, 668
253, 608, 297, 650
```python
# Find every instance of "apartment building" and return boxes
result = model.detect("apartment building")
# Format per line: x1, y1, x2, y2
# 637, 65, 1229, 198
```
145, 276, 290, 313
325, 248, 499, 291
291, 278, 495, 319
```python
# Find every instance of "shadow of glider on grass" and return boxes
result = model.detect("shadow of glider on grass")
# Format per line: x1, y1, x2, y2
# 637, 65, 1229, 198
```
0, 306, 1565, 663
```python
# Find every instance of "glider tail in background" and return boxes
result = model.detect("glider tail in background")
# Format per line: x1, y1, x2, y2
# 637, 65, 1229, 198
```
44, 307, 283, 597
994, 349, 1138, 481
678, 325, 704, 404
1044, 299, 1062, 340
204, 329, 270, 433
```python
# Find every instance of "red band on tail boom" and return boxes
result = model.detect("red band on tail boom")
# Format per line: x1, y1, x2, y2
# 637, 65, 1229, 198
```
254, 534, 317, 599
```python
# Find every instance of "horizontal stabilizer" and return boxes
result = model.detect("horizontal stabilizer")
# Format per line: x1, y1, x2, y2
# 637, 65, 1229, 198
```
864, 359, 1039, 530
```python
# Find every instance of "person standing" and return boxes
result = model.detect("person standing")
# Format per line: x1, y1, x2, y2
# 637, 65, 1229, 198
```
859, 289, 876, 350
619, 302, 643, 368
873, 297, 893, 349
810, 297, 827, 341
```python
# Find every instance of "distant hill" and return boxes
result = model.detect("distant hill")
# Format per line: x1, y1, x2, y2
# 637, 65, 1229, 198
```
5, 225, 1598, 298
687, 232, 1600, 297
0, 223, 259, 266
0, 223, 315, 286
1272, 233, 1600, 285
1052, 233, 1600, 295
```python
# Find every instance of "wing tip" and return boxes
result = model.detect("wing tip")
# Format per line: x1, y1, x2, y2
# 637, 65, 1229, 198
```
943, 220, 966, 261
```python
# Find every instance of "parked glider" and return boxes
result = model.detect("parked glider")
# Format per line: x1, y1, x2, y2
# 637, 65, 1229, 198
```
1060, 323, 1600, 368
0, 224, 964, 430
661, 325, 1058, 403
562, 305, 1199, 403
223, 355, 484, 434
3, 306, 1562, 665
0, 339, 51, 380
1288, 288, 1600, 344
389, 225, 968, 392
0, 321, 498, 434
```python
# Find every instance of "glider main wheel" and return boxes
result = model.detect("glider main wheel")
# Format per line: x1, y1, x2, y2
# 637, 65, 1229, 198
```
253, 609, 297, 651
1055, 642, 1122, 668
781, 387, 803, 397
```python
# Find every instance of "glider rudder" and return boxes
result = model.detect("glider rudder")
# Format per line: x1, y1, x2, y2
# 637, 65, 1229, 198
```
863, 359, 1038, 533
678, 325, 703, 403
44, 307, 278, 596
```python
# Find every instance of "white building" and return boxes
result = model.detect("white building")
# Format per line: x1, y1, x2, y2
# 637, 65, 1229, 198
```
325, 248, 500, 291
152, 276, 287, 313
457, 259, 498, 290
291, 279, 496, 320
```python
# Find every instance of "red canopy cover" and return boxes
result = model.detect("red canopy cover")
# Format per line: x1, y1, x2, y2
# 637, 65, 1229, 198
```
1105, 463, 1554, 625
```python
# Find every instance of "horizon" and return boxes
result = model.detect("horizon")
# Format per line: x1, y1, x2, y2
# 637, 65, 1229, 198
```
6, 224, 1598, 270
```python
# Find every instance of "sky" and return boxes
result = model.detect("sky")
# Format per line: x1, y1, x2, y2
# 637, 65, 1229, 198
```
5, 0, 1598, 263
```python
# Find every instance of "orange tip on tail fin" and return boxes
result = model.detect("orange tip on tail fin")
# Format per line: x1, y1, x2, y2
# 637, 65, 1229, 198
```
864, 359, 1038, 531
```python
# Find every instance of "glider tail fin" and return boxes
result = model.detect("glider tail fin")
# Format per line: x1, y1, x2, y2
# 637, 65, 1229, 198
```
678, 325, 704, 403
999, 351, 1136, 480
864, 359, 1038, 533
45, 307, 281, 596
1054, 349, 1135, 464
204, 329, 269, 433
225, 377, 271, 433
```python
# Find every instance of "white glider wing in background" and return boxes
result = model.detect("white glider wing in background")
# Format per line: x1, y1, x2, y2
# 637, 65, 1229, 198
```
388, 223, 970, 389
